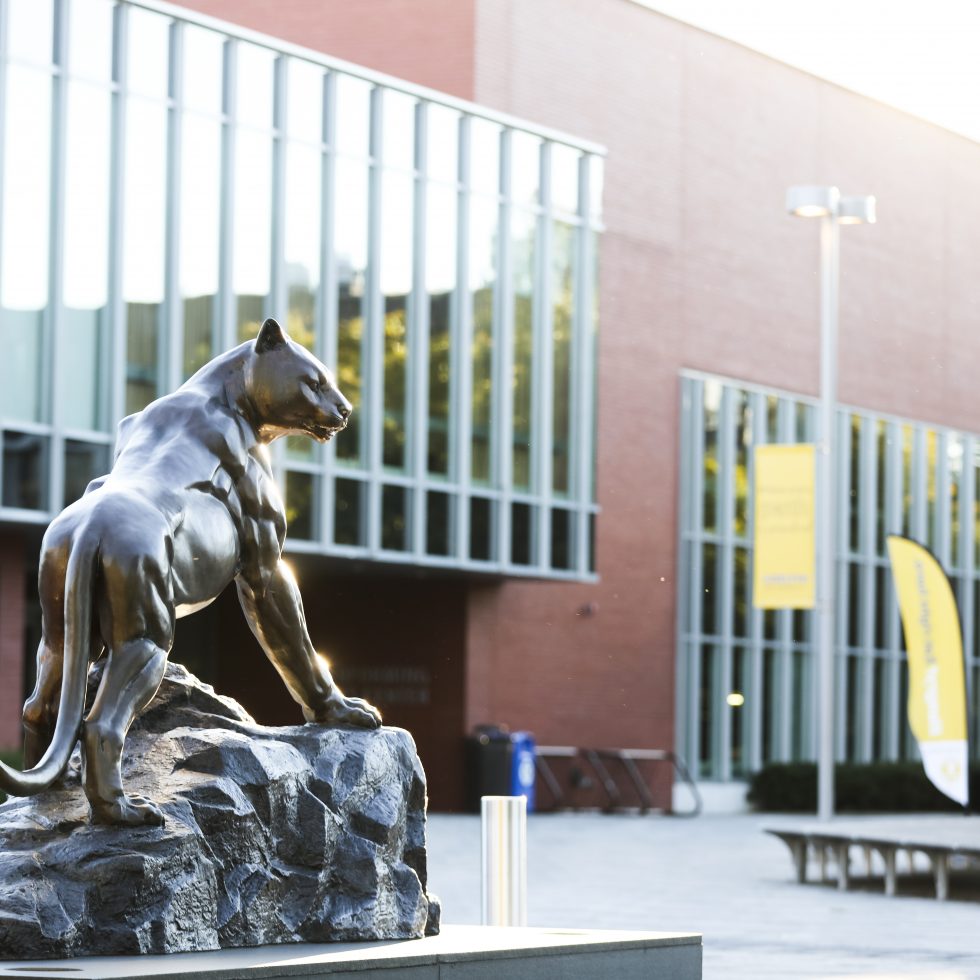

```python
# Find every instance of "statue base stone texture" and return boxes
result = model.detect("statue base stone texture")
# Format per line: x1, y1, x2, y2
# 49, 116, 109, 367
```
0, 664, 440, 958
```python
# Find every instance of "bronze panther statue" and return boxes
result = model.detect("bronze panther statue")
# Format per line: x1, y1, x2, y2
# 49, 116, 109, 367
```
2, 318, 381, 826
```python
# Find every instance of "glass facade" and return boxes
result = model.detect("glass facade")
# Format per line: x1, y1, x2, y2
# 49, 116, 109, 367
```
677, 373, 980, 780
0, 0, 602, 578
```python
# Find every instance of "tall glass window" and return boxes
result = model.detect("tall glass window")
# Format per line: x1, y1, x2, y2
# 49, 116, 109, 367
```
334, 156, 369, 466
123, 98, 167, 414
179, 113, 221, 378
284, 63, 324, 352
380, 168, 413, 471
511, 208, 536, 490
461, 118, 500, 492
232, 126, 273, 342
678, 373, 980, 780
426, 183, 456, 477
0, 1, 602, 577
0, 66, 51, 424
550, 220, 575, 496
62, 81, 111, 432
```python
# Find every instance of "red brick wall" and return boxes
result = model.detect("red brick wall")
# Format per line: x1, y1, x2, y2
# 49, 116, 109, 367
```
176, 0, 477, 99
0, 535, 26, 749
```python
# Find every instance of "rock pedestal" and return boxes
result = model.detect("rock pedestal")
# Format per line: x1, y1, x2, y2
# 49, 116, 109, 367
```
0, 664, 440, 958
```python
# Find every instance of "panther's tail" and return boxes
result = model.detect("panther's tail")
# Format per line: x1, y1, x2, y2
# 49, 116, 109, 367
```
0, 537, 96, 796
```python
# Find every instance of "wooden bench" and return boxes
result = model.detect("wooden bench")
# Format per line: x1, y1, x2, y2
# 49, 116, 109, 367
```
767, 818, 980, 900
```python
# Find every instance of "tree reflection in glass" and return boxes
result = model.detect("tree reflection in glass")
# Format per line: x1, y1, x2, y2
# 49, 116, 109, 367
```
470, 197, 497, 484
511, 208, 536, 489
380, 170, 413, 471
180, 113, 221, 378
334, 157, 369, 465
123, 97, 167, 414
551, 220, 575, 496
426, 183, 456, 477
284, 139, 322, 461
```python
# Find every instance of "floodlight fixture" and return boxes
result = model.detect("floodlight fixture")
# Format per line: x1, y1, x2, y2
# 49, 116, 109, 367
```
786, 185, 839, 218
838, 195, 876, 225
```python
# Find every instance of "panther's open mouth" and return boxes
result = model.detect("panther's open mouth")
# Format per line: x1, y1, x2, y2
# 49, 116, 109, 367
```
311, 421, 347, 442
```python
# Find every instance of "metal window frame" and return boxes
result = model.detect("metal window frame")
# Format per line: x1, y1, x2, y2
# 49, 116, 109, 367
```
678, 368, 980, 782
0, 0, 603, 584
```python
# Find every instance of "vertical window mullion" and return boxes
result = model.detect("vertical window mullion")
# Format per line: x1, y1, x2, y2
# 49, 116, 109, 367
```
717, 386, 736, 780
534, 143, 553, 569
960, 436, 976, 735
411, 102, 428, 559
217, 38, 236, 353
269, 56, 287, 322
453, 117, 473, 561
747, 391, 766, 770
857, 415, 876, 762
47, 0, 69, 515
573, 156, 592, 575
0, 0, 5, 498
320, 71, 337, 547
164, 20, 183, 396
686, 379, 705, 770
884, 419, 903, 759
770, 398, 794, 762
365, 85, 383, 553
833, 409, 851, 763
108, 2, 128, 431
494, 126, 513, 565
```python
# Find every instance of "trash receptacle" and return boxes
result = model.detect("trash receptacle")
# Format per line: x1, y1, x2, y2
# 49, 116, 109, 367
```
465, 726, 537, 813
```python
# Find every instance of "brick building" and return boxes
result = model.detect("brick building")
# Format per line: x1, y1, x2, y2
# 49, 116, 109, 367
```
1, 0, 979, 809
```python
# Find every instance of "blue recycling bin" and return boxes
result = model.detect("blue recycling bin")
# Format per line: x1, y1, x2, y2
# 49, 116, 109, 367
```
509, 731, 536, 813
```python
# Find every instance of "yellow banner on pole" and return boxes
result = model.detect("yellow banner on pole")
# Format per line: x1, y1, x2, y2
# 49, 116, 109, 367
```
886, 535, 969, 808
752, 444, 816, 609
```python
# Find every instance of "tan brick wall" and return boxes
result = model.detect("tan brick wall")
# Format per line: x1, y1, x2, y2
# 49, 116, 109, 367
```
176, 0, 477, 99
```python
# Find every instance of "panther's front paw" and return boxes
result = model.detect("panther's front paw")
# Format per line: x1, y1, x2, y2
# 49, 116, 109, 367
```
312, 694, 382, 729
90, 793, 166, 827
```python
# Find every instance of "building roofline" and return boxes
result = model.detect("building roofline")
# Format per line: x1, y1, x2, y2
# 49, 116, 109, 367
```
130, 0, 607, 156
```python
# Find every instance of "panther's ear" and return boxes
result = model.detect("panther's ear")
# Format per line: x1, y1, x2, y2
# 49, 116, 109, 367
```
255, 317, 288, 354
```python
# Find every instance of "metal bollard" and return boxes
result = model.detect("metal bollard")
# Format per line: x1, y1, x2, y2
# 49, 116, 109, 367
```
481, 795, 527, 926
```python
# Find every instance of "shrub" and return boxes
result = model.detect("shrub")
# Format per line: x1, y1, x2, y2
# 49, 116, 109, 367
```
747, 761, 980, 813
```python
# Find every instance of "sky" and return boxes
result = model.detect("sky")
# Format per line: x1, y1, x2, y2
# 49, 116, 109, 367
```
632, 0, 980, 145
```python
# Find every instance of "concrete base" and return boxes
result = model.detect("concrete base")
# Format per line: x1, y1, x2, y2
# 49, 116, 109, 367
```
0, 925, 702, 979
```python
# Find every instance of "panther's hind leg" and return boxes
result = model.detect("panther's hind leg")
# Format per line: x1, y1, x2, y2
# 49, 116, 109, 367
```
24, 629, 106, 769
23, 639, 62, 769
83, 638, 168, 826
23, 547, 72, 769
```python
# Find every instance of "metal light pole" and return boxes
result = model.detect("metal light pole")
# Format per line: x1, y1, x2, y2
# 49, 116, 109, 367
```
786, 186, 875, 822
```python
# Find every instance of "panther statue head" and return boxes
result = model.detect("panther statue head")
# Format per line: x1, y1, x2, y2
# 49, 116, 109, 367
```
244, 317, 352, 444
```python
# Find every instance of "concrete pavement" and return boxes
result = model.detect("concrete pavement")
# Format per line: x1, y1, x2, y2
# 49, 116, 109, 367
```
425, 811, 980, 979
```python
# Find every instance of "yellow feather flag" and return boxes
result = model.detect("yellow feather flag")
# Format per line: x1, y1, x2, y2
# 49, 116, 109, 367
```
886, 535, 969, 807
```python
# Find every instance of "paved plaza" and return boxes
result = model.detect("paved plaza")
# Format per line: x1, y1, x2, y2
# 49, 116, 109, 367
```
425, 811, 980, 979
